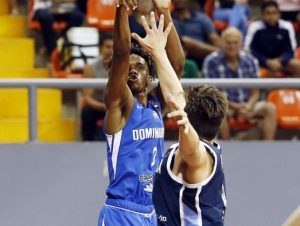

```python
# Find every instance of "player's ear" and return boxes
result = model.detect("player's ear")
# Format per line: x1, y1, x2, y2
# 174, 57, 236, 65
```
147, 75, 153, 86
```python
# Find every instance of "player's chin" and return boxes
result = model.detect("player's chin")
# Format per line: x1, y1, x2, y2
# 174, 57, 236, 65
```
128, 82, 139, 92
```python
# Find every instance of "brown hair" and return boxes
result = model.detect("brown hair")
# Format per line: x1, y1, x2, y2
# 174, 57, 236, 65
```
185, 85, 228, 140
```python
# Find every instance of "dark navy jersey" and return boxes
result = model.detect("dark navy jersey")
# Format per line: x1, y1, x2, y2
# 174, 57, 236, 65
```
104, 94, 164, 206
153, 141, 227, 226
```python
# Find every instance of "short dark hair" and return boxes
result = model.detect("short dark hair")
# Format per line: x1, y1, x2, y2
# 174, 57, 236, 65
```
99, 32, 113, 47
261, 1, 279, 12
185, 85, 228, 140
130, 44, 156, 78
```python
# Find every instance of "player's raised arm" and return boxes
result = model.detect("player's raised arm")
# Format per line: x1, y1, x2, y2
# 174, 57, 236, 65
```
153, 0, 185, 77
104, 5, 133, 134
167, 94, 208, 169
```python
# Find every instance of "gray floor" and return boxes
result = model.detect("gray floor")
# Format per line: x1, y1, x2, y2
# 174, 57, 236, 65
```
0, 141, 299, 226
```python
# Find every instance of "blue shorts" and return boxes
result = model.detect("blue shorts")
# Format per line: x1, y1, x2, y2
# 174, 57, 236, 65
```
98, 198, 157, 226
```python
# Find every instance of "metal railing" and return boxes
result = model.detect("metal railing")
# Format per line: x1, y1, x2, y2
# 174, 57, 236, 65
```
1, 78, 300, 142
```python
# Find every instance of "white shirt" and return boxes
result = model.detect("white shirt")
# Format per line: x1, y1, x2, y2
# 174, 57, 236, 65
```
33, 0, 52, 11
276, 0, 300, 11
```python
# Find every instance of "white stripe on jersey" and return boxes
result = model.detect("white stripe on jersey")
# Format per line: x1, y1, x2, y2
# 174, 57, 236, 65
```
166, 141, 218, 188
106, 130, 123, 179
195, 187, 203, 226
179, 185, 185, 226
105, 204, 156, 217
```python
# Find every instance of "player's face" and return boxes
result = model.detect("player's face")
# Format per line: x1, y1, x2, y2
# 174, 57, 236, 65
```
262, 6, 280, 26
172, 0, 189, 10
100, 39, 113, 61
222, 33, 242, 58
128, 54, 152, 94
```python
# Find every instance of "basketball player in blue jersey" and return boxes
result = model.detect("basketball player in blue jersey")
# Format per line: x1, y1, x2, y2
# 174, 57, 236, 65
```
98, 1, 184, 226
152, 86, 229, 226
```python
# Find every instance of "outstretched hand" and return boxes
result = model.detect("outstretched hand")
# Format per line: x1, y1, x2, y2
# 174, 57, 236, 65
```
131, 11, 172, 56
167, 94, 189, 134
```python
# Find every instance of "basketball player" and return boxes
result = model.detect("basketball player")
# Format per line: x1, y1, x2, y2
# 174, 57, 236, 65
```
98, 3, 184, 226
151, 86, 228, 225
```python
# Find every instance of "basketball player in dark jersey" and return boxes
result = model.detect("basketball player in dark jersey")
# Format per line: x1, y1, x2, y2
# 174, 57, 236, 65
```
151, 86, 228, 226
150, 86, 228, 226
98, 1, 184, 225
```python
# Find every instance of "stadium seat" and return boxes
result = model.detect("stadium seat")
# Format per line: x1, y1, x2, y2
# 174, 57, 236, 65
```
228, 116, 255, 131
267, 89, 300, 129
27, 0, 67, 32
87, 0, 115, 31
50, 48, 82, 78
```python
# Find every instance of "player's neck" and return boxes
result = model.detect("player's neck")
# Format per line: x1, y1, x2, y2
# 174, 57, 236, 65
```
134, 92, 148, 107
200, 137, 214, 145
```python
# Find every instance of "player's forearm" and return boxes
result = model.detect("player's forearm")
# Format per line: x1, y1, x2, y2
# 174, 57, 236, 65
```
178, 124, 206, 167
113, 7, 131, 56
157, 9, 184, 76
105, 6, 130, 104
179, 124, 199, 156
152, 50, 185, 109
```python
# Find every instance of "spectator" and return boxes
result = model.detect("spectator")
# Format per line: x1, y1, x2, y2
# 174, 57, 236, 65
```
172, 0, 221, 66
81, 32, 113, 141
276, 0, 300, 23
244, 1, 300, 78
213, 0, 251, 35
203, 27, 277, 140
32, 0, 84, 57
8, 0, 20, 15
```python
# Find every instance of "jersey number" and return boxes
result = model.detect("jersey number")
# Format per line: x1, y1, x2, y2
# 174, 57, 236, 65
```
151, 147, 157, 167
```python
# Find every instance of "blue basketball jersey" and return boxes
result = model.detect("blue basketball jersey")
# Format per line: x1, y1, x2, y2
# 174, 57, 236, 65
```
104, 94, 164, 206
153, 141, 227, 226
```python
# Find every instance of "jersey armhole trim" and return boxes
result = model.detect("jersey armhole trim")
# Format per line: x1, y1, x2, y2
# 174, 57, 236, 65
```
166, 141, 218, 189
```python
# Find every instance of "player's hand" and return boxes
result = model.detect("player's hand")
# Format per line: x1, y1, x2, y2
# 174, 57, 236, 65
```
131, 11, 172, 55
152, 0, 171, 11
238, 108, 252, 120
116, 0, 138, 10
167, 94, 189, 134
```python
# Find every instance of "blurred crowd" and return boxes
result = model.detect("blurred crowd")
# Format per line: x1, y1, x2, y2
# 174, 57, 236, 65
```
12, 0, 300, 141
